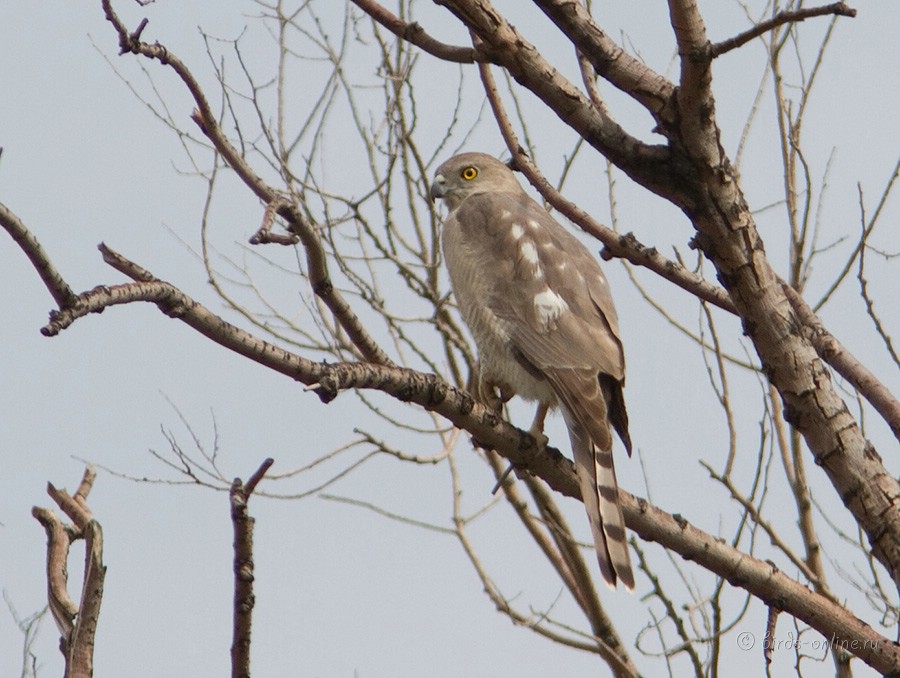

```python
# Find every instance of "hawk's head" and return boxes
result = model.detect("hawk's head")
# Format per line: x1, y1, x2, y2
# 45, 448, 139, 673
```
430, 152, 522, 210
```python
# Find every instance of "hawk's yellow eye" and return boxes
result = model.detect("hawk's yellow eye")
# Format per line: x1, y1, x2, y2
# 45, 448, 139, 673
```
461, 167, 478, 181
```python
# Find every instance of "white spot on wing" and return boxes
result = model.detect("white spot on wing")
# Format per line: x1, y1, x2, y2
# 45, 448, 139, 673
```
527, 219, 542, 230
500, 209, 512, 220
534, 288, 569, 330
520, 241, 539, 265
510, 223, 525, 240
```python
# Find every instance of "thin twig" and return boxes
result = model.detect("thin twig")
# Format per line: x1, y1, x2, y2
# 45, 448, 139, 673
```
700, 462, 821, 588
632, 540, 704, 676
856, 187, 899, 368
764, 606, 779, 669
711, 3, 856, 57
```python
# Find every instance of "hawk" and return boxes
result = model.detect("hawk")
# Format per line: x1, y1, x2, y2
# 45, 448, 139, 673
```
431, 152, 634, 590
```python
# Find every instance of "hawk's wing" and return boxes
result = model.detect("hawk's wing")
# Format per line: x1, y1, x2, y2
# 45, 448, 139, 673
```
449, 190, 634, 589
450, 191, 625, 381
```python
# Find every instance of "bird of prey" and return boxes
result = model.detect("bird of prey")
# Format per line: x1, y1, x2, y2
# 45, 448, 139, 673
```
431, 152, 634, 590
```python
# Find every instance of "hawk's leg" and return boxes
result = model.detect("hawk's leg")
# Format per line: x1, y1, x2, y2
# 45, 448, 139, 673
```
528, 401, 550, 449
492, 401, 551, 495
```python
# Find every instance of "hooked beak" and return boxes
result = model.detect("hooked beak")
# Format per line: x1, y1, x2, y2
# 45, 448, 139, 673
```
429, 174, 447, 203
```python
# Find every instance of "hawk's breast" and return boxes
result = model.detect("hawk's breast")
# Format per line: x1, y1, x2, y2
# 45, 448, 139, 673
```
442, 203, 556, 404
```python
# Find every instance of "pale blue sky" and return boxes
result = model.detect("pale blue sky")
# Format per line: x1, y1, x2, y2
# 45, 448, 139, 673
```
1, 2, 897, 677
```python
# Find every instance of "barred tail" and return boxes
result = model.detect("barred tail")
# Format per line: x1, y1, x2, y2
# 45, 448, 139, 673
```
565, 411, 634, 590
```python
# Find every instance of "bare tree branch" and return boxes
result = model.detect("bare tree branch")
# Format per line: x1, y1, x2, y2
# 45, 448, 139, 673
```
667, 0, 718, 165
17, 230, 898, 672
782, 283, 900, 439
230, 458, 274, 678
6, 2, 898, 675
436, 0, 673, 196
711, 3, 857, 58
531, 0, 676, 122
476, 58, 733, 312
475, 56, 900, 442
101, 0, 393, 366
349, 0, 476, 63
32, 467, 106, 678
652, 0, 900, 591
856, 190, 900, 369
0, 202, 78, 309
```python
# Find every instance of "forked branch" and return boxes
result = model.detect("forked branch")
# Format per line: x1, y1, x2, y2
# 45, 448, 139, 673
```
32, 468, 106, 678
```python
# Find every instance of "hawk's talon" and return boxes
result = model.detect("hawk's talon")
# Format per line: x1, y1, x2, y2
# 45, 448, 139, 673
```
475, 376, 512, 415
528, 428, 549, 450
